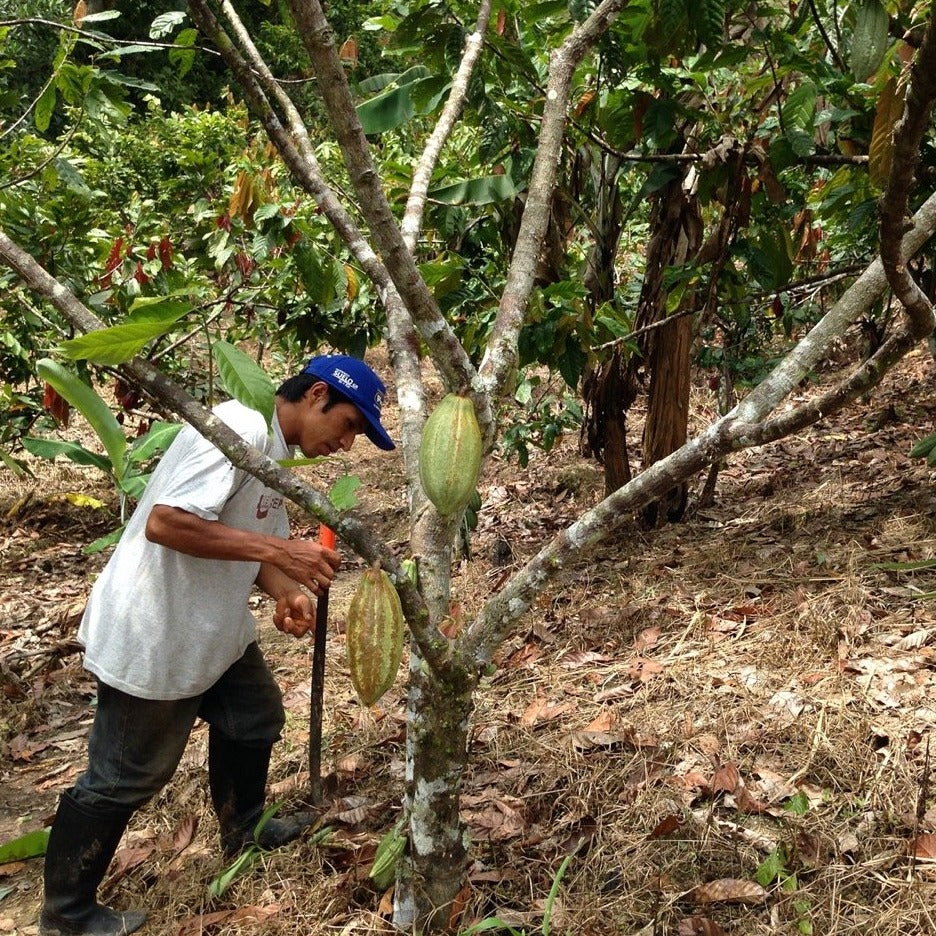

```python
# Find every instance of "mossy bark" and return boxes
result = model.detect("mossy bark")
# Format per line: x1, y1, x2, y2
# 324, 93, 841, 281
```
393, 649, 477, 932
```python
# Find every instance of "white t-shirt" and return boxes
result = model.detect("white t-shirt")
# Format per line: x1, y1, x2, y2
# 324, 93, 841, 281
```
78, 399, 291, 700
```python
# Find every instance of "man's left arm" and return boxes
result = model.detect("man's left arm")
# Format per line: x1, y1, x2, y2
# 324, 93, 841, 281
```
256, 563, 317, 638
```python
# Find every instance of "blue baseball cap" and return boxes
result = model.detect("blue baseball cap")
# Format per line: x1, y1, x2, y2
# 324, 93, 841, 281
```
302, 354, 395, 450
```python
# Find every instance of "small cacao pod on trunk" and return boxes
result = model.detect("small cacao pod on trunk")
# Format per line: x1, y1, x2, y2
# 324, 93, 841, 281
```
346, 564, 406, 706
419, 392, 482, 516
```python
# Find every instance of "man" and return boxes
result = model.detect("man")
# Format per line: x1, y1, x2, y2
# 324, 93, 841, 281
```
39, 354, 395, 936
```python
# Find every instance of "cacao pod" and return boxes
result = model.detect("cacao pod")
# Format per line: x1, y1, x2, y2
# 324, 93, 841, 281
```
369, 825, 407, 890
419, 393, 482, 516
346, 564, 406, 706
849, 0, 889, 82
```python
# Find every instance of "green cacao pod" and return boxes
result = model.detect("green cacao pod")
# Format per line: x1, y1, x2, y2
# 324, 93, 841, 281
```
369, 826, 407, 889
346, 564, 406, 706
419, 393, 482, 516
849, 0, 889, 82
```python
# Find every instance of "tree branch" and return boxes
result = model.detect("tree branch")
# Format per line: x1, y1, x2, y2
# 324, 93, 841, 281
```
285, 0, 485, 414
189, 0, 434, 505
478, 0, 627, 400
400, 0, 493, 252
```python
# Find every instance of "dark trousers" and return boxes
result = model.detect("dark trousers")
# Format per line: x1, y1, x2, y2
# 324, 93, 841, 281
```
70, 642, 285, 813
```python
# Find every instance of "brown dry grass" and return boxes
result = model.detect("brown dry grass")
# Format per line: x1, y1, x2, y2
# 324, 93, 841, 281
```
2, 346, 936, 935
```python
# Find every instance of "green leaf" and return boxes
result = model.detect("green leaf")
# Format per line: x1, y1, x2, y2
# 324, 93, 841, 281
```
328, 475, 361, 511
212, 341, 275, 427
363, 15, 399, 31
909, 432, 936, 458
870, 558, 936, 572
36, 359, 127, 480
356, 68, 442, 134
118, 473, 150, 500
755, 847, 786, 887
0, 449, 33, 479
782, 80, 817, 135
35, 82, 56, 133
428, 175, 521, 206
22, 436, 113, 474
784, 791, 811, 814
80, 10, 121, 23
150, 11, 186, 39
208, 845, 262, 898
293, 242, 342, 308
129, 422, 182, 463
83, 525, 125, 554
458, 918, 525, 935
58, 305, 190, 366
100, 44, 167, 60
169, 28, 198, 78
53, 158, 91, 196
0, 827, 49, 862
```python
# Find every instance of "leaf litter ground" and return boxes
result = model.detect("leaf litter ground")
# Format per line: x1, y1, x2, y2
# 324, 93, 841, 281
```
2, 346, 936, 935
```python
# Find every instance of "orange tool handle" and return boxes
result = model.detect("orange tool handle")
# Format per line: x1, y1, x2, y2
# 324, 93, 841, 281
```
319, 524, 336, 551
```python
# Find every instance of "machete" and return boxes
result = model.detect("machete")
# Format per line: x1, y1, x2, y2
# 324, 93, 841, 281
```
309, 523, 335, 805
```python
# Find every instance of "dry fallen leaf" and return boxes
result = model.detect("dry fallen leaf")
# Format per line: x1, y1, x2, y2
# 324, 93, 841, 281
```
691, 878, 767, 905
635, 625, 662, 652
678, 915, 727, 935
559, 649, 613, 667
628, 656, 665, 682
175, 904, 280, 936
710, 763, 741, 794
649, 814, 682, 838
520, 696, 574, 726
172, 814, 198, 853
913, 832, 936, 859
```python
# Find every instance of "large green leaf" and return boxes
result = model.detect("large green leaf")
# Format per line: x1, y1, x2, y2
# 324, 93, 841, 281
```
21, 436, 113, 474
427, 175, 521, 206
357, 67, 445, 134
36, 359, 127, 479
57, 301, 190, 366
212, 341, 275, 428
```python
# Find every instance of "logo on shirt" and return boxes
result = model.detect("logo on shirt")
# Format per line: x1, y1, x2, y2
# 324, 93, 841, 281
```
256, 493, 283, 519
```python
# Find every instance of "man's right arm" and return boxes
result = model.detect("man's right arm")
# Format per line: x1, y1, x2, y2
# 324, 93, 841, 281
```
145, 505, 339, 594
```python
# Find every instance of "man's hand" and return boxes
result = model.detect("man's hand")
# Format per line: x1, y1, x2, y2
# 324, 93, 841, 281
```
277, 539, 341, 596
273, 590, 316, 638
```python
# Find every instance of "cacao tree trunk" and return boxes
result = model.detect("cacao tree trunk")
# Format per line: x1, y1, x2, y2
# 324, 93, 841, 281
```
638, 173, 702, 525
395, 650, 477, 931
584, 162, 701, 502
641, 312, 693, 524
578, 153, 633, 496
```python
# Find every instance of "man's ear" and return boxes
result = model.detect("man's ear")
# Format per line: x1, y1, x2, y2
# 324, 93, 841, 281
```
305, 381, 329, 406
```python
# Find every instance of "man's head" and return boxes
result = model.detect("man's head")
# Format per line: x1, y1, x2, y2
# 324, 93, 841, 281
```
276, 354, 395, 457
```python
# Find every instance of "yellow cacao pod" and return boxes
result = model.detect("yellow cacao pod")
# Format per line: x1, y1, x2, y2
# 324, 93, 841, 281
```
419, 393, 482, 516
346, 565, 406, 706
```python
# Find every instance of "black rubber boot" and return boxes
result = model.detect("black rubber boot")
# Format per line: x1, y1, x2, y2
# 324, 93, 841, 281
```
39, 791, 146, 936
208, 729, 315, 857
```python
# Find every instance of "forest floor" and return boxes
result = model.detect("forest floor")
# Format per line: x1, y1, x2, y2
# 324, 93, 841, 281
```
2, 343, 936, 936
